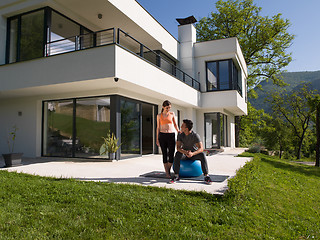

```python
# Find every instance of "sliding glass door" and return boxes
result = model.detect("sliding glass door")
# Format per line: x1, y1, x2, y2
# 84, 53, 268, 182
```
120, 99, 140, 158
204, 113, 228, 149
43, 99, 74, 157
43, 95, 156, 159
75, 98, 110, 157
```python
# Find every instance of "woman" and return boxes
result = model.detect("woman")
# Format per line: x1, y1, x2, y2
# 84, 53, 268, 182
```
156, 100, 180, 178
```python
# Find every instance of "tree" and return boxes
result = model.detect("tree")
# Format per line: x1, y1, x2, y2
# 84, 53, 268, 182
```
238, 102, 265, 147
196, 0, 294, 93
307, 94, 320, 167
268, 84, 315, 159
259, 115, 292, 159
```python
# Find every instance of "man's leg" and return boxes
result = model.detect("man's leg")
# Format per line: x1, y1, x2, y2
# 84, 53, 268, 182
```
190, 152, 212, 184
170, 152, 185, 183
190, 152, 209, 175
173, 151, 183, 175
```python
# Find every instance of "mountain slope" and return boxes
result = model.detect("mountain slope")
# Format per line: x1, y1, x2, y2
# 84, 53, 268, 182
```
250, 71, 320, 112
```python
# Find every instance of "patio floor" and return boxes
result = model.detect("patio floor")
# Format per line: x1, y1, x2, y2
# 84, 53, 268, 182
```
0, 148, 251, 195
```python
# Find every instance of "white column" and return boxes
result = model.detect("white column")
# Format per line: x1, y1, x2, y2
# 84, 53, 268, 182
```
185, 108, 197, 132
178, 23, 196, 78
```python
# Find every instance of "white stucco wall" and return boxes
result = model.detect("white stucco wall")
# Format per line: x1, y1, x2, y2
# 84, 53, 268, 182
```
109, 0, 178, 59
115, 46, 200, 107
0, 97, 40, 157
0, 45, 116, 93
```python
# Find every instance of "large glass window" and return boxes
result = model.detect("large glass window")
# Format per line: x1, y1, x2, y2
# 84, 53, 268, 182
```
20, 10, 45, 61
43, 97, 110, 158
43, 99, 74, 157
206, 59, 242, 95
75, 98, 110, 158
205, 113, 219, 148
43, 96, 156, 159
205, 113, 228, 149
6, 7, 92, 63
120, 99, 140, 158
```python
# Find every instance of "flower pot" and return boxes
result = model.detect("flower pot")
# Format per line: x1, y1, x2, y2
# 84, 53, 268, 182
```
108, 152, 116, 160
2, 153, 23, 167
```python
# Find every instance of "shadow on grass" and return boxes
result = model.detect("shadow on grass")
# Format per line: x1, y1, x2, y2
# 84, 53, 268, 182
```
260, 156, 320, 178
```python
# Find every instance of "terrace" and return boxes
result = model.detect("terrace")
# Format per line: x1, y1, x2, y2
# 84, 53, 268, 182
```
45, 28, 200, 91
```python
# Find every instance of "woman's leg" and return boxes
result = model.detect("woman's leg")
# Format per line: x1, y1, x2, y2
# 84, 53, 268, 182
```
167, 133, 176, 177
159, 133, 171, 177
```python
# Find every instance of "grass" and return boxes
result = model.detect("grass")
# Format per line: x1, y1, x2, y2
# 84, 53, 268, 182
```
0, 154, 320, 239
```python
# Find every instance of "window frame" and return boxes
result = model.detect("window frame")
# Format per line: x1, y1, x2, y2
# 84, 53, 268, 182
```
205, 59, 242, 96
6, 7, 92, 64
204, 112, 229, 149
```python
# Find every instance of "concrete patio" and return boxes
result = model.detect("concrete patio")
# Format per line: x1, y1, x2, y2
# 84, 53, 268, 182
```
0, 148, 251, 195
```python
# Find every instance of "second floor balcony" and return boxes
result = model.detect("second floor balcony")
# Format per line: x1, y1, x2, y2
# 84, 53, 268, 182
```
4, 25, 200, 91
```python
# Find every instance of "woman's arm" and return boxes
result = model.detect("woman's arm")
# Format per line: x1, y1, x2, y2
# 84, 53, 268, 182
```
172, 112, 180, 133
156, 114, 160, 146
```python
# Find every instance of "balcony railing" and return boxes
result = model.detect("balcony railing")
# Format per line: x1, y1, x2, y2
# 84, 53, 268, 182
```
45, 28, 115, 56
45, 28, 200, 91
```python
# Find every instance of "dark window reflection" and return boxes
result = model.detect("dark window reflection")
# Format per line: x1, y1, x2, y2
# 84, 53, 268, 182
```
120, 99, 140, 157
20, 10, 44, 61
43, 100, 74, 157
75, 98, 110, 157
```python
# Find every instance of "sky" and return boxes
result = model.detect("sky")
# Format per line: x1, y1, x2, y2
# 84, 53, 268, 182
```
137, 0, 320, 73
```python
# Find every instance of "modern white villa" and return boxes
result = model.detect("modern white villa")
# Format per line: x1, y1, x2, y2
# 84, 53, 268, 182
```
0, 0, 247, 160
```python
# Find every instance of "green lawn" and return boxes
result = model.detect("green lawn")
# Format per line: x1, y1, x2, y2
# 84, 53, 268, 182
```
0, 154, 319, 239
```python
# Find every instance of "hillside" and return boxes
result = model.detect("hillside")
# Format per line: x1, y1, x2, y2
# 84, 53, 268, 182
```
250, 70, 320, 112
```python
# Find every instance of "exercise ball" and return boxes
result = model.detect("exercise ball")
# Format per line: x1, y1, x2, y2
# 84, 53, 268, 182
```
174, 159, 203, 177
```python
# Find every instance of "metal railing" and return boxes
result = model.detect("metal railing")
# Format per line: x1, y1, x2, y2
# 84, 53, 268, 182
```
117, 28, 200, 90
45, 28, 200, 91
45, 28, 115, 56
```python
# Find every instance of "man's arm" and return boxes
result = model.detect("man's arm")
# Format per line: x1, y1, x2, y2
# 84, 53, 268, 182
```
176, 140, 189, 155
186, 142, 204, 158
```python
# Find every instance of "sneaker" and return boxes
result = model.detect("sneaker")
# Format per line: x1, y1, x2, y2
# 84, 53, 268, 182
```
204, 176, 213, 185
169, 176, 180, 184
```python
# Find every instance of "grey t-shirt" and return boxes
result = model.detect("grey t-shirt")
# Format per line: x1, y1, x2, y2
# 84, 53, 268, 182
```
177, 131, 201, 152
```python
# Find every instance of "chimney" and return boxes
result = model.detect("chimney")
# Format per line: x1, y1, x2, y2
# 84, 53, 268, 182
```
177, 16, 197, 78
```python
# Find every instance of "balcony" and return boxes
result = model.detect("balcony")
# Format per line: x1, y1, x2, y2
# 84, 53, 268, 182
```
44, 28, 200, 91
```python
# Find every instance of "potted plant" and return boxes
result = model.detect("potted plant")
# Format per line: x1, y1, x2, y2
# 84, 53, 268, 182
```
100, 131, 121, 160
2, 125, 23, 167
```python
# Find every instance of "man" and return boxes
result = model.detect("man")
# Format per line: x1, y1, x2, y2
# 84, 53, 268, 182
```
170, 119, 212, 184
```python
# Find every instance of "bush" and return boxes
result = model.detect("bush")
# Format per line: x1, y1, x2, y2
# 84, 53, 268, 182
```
247, 144, 263, 153
226, 154, 260, 201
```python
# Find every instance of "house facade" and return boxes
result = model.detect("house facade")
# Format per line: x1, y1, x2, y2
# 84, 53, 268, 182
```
0, 0, 247, 160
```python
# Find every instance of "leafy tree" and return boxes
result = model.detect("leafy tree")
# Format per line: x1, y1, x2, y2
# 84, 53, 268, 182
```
259, 115, 292, 158
267, 84, 315, 159
238, 102, 265, 147
307, 94, 320, 167
196, 0, 294, 94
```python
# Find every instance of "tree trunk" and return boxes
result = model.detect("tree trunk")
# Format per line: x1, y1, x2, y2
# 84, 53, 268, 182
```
316, 105, 320, 167
297, 137, 303, 160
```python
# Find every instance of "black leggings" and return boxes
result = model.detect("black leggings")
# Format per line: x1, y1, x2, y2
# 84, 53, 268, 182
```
159, 132, 175, 163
